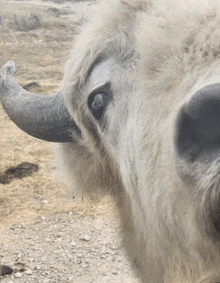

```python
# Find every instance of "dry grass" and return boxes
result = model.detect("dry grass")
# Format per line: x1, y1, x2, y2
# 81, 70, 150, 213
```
0, 2, 79, 93
0, 1, 115, 232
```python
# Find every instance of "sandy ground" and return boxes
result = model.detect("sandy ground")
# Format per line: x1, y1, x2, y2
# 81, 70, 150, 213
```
0, 1, 140, 282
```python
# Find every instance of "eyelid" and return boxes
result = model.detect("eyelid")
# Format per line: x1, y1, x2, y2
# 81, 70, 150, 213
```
90, 81, 111, 95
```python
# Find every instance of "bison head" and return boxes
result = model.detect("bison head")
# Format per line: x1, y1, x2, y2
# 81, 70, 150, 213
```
2, 0, 220, 282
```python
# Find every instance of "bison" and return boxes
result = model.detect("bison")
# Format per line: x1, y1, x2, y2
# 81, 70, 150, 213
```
2, 0, 220, 282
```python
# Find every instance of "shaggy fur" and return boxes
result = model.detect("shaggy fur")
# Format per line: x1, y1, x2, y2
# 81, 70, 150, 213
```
56, 0, 220, 282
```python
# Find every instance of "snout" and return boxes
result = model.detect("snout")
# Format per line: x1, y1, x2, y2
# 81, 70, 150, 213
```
175, 83, 220, 162
174, 83, 220, 238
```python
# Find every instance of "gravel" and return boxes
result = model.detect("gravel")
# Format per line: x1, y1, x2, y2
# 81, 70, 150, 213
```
0, 213, 140, 282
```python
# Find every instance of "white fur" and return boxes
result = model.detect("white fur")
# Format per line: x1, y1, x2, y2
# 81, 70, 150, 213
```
56, 1, 220, 282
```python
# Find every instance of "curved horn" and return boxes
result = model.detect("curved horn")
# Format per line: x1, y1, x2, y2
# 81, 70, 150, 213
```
0, 61, 80, 142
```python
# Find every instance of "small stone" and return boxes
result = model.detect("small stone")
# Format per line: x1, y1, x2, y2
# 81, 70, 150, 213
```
41, 216, 46, 220
80, 235, 91, 241
14, 272, 23, 278
16, 252, 22, 258
76, 259, 82, 264
42, 200, 48, 204
70, 241, 77, 246
112, 271, 118, 275
25, 269, 32, 275
69, 212, 73, 215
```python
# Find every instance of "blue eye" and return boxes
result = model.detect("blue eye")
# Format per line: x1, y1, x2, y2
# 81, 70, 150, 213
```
90, 93, 106, 120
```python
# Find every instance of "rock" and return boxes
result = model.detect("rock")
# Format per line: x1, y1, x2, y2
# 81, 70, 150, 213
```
14, 272, 23, 278
0, 265, 13, 276
23, 82, 41, 91
80, 235, 91, 241
25, 269, 32, 275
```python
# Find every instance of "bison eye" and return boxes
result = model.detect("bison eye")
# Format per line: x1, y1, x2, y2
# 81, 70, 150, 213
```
89, 93, 106, 120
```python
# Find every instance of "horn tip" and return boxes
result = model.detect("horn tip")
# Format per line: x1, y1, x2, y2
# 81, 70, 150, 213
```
0, 61, 16, 79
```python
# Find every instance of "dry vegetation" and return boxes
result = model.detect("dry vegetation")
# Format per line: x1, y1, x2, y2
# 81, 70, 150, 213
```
0, 0, 115, 233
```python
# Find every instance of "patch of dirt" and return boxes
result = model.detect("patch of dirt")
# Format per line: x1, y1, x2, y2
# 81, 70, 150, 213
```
0, 1, 140, 282
0, 265, 13, 277
0, 162, 39, 184
0, 214, 139, 282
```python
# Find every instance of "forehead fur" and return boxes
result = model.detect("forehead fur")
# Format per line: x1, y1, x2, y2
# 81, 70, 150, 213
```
63, 0, 145, 87
138, 0, 220, 95
63, 0, 220, 97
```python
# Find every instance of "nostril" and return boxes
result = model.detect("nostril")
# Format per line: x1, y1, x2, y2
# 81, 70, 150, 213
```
175, 83, 220, 161
190, 99, 220, 143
